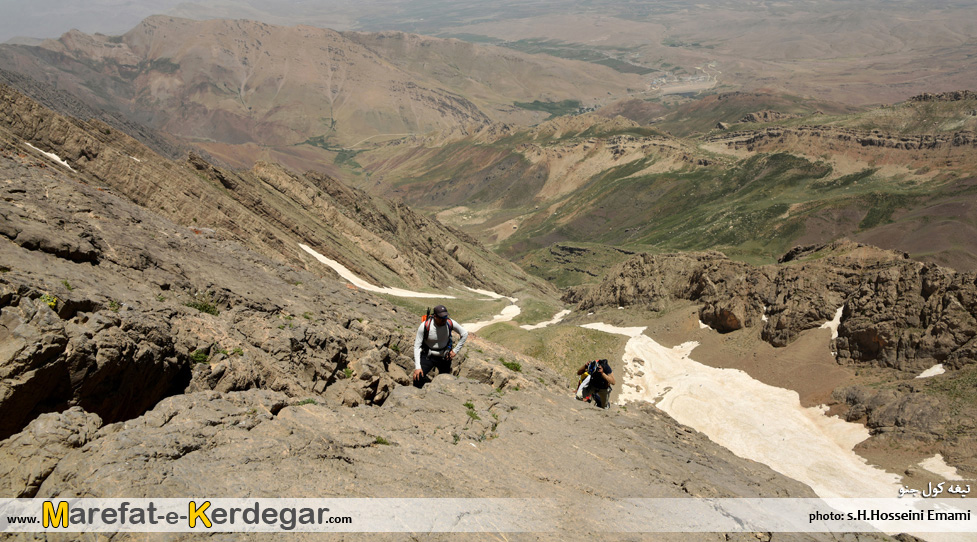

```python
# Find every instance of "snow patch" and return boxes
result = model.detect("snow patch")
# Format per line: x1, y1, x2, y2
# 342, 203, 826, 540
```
585, 322, 902, 499
465, 303, 521, 333
520, 309, 571, 331
918, 454, 964, 480
916, 364, 946, 379
698, 319, 710, 330
299, 244, 453, 299
465, 286, 517, 303
24, 142, 73, 170
819, 306, 844, 340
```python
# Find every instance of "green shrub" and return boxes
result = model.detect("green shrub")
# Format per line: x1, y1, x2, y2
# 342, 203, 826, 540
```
297, 398, 317, 406
41, 293, 58, 308
190, 349, 209, 363
501, 359, 522, 372
374, 436, 390, 445
185, 300, 219, 315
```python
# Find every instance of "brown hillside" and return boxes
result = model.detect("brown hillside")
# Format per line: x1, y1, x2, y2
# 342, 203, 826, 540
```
0, 82, 553, 298
0, 16, 641, 164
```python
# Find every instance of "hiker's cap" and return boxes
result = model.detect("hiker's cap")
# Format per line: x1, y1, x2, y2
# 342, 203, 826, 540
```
433, 305, 449, 318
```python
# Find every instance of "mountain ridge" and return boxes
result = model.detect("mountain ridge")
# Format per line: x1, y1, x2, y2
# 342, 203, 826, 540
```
0, 16, 642, 165
0, 82, 555, 300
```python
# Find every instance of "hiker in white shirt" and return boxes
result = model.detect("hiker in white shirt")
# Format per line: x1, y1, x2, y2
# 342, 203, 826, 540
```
413, 304, 468, 387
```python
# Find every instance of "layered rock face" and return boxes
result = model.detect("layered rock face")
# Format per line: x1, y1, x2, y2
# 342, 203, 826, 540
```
577, 241, 977, 373
0, 82, 552, 299
0, 141, 419, 441
738, 110, 802, 123
910, 91, 977, 102
716, 125, 976, 153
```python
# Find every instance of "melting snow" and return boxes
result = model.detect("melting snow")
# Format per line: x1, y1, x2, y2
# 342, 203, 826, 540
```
918, 454, 964, 480
819, 306, 844, 340
465, 286, 517, 303
582, 322, 902, 499
521, 309, 571, 331
465, 304, 521, 333
24, 142, 73, 170
916, 364, 946, 379
299, 243, 526, 331
299, 244, 453, 299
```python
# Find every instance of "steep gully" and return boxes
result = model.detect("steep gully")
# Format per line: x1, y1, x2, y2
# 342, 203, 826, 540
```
303, 240, 974, 537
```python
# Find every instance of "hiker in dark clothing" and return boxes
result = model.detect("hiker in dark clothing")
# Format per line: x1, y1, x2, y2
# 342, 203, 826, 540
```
575, 359, 615, 409
413, 305, 468, 388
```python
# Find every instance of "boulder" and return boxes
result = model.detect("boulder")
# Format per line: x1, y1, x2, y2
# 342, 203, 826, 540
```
0, 407, 102, 497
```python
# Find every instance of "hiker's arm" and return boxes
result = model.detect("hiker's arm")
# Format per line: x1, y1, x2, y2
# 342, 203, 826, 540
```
449, 321, 469, 358
598, 366, 615, 386
576, 364, 587, 375
413, 322, 425, 380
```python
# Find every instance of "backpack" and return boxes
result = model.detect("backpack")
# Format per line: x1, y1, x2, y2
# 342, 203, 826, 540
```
575, 360, 599, 399
421, 308, 454, 355
575, 360, 609, 400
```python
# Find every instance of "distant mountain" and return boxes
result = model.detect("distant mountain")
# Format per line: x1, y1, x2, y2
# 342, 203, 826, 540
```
0, 16, 640, 169
350, 93, 977, 277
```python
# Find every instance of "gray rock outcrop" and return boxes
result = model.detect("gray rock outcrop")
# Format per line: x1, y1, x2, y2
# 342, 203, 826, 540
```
0, 138, 417, 441
577, 241, 977, 373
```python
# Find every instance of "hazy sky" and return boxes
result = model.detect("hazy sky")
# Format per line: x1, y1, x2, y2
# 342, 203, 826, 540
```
0, 0, 192, 42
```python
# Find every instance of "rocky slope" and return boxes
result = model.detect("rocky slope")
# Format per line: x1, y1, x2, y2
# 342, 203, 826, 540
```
574, 241, 977, 474
577, 240, 977, 372
708, 125, 977, 171
0, 82, 554, 300
0, 66, 189, 161
0, 140, 416, 440
0, 87, 897, 542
